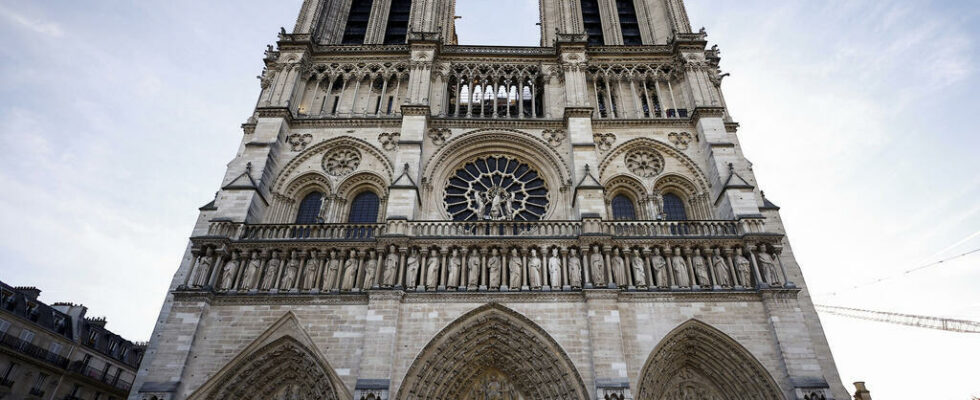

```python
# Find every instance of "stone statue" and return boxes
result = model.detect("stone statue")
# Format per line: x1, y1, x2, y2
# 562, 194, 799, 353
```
508, 248, 523, 288
630, 250, 646, 287
261, 252, 281, 290
467, 250, 481, 287
241, 251, 261, 290
447, 249, 462, 288
756, 245, 781, 285
671, 248, 690, 287
193, 248, 215, 287
735, 248, 752, 287
567, 248, 582, 288
548, 248, 562, 288
527, 249, 542, 288
382, 245, 398, 287
652, 248, 669, 287
281, 251, 299, 289
692, 249, 710, 286
425, 249, 440, 289
712, 248, 732, 287
405, 249, 420, 288
487, 248, 501, 288
590, 245, 606, 286
317, 196, 329, 223
362, 250, 378, 289
302, 251, 318, 290
610, 248, 627, 287
220, 252, 240, 290
472, 191, 486, 219
341, 250, 358, 290
323, 250, 340, 290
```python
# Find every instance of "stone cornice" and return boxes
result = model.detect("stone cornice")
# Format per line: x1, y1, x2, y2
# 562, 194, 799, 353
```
691, 106, 727, 120
290, 116, 403, 128
400, 105, 430, 117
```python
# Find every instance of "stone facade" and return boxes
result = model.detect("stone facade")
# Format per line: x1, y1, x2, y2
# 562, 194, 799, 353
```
131, 0, 848, 399
0, 281, 144, 400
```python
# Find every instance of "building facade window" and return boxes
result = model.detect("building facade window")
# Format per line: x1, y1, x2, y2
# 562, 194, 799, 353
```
662, 193, 688, 220
341, 0, 374, 44
616, 0, 642, 45
611, 195, 637, 220
347, 192, 380, 223
295, 192, 325, 224
0, 318, 9, 337
384, 0, 411, 44
580, 0, 604, 45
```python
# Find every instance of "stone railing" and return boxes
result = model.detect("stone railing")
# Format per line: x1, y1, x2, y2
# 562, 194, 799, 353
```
184, 218, 792, 295
207, 219, 766, 241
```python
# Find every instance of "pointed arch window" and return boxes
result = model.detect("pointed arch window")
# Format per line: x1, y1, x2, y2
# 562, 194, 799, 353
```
612, 195, 637, 220
341, 0, 374, 44
662, 193, 687, 221
295, 192, 324, 224
348, 191, 380, 223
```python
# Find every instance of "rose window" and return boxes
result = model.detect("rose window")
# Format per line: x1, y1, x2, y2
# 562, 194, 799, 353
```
445, 156, 549, 221
626, 149, 665, 178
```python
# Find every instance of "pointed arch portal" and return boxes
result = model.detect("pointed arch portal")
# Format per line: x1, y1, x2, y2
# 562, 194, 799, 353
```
187, 313, 350, 400
636, 320, 783, 400
397, 303, 588, 400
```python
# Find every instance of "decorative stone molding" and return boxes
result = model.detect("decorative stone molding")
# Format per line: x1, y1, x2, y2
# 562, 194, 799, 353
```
541, 129, 566, 147
396, 303, 589, 400
593, 133, 617, 152
667, 132, 694, 150
378, 132, 400, 151
625, 149, 665, 178
287, 133, 313, 151
428, 128, 452, 146
635, 319, 783, 400
322, 147, 362, 177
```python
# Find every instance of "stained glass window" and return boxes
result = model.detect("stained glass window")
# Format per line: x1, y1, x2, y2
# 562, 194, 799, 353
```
348, 191, 380, 223
611, 195, 637, 220
295, 192, 324, 224
662, 193, 687, 221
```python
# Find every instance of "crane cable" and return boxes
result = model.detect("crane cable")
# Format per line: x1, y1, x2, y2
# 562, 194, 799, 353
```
815, 247, 980, 297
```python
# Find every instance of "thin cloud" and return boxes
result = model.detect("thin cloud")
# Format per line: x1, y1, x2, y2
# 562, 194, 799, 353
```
0, 3, 63, 37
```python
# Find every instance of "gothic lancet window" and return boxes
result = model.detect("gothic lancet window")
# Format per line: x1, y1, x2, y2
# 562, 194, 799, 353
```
612, 195, 637, 220
616, 0, 642, 45
662, 193, 688, 221
296, 192, 324, 224
581, 0, 604, 45
384, 0, 412, 44
348, 192, 380, 223
341, 0, 374, 44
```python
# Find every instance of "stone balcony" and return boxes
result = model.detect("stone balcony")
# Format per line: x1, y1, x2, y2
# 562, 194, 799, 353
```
182, 218, 793, 295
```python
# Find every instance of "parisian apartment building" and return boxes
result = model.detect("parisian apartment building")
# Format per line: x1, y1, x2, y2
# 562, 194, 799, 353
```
0, 282, 144, 400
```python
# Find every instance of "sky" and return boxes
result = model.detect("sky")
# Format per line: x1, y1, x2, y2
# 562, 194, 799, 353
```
0, 0, 978, 399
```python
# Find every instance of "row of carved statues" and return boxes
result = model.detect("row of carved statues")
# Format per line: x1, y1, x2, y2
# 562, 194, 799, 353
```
185, 243, 788, 292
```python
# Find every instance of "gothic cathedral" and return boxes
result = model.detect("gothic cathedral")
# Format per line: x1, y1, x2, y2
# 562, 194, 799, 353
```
132, 0, 847, 399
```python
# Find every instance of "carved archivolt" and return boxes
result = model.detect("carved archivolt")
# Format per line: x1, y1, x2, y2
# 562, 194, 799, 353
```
282, 172, 334, 199
272, 136, 394, 195
635, 319, 782, 400
337, 171, 389, 199
187, 314, 349, 400
397, 303, 588, 400
423, 129, 570, 220
599, 138, 708, 191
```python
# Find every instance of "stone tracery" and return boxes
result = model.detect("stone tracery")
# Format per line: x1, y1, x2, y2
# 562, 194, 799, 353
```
636, 320, 782, 400
397, 303, 588, 400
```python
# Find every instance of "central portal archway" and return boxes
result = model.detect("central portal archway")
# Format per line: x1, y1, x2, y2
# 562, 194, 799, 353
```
397, 303, 588, 400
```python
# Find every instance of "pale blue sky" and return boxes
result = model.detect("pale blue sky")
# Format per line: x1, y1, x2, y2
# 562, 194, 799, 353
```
1, 0, 978, 398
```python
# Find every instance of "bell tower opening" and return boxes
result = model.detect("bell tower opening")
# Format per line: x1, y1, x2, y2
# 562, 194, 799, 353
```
454, 0, 540, 46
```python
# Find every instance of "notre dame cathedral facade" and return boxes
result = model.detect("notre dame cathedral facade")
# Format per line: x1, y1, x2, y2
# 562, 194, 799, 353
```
130, 0, 848, 399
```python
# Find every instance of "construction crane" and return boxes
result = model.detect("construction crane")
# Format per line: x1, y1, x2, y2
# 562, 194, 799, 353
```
815, 304, 980, 334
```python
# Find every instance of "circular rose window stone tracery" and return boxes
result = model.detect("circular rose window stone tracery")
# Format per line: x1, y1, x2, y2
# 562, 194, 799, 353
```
444, 155, 549, 221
